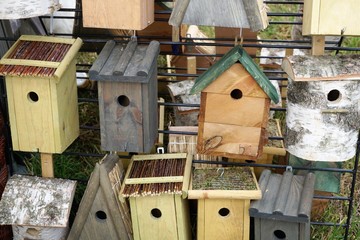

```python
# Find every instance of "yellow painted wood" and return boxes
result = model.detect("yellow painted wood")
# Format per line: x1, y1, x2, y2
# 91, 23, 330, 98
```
174, 196, 192, 240
129, 198, 141, 240
0, 59, 60, 68
302, 0, 320, 36
19, 35, 77, 44
243, 200, 250, 240
82, 0, 154, 30
40, 153, 54, 178
311, 35, 325, 56
181, 153, 192, 198
125, 176, 184, 184
4, 77, 19, 150
197, 199, 206, 240
187, 56, 196, 80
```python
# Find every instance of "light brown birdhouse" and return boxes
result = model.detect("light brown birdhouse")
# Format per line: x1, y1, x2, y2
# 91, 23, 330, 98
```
89, 39, 159, 153
302, 0, 360, 36
0, 35, 82, 154
190, 46, 279, 160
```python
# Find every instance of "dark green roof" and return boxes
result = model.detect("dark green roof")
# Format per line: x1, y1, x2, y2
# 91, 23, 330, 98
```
190, 45, 279, 104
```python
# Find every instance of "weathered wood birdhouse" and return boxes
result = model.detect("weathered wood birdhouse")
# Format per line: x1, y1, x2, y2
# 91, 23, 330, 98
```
190, 46, 279, 160
282, 55, 360, 162
302, 0, 360, 36
169, 0, 268, 31
250, 170, 315, 240
81, 0, 154, 30
0, 175, 76, 240
89, 39, 159, 153
120, 153, 192, 240
0, 35, 82, 154
188, 167, 261, 240
68, 154, 132, 240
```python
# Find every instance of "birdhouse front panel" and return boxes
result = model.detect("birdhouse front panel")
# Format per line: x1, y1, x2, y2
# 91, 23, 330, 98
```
82, 0, 154, 30
282, 55, 360, 162
197, 63, 270, 160
302, 0, 360, 36
90, 40, 159, 153
0, 35, 82, 153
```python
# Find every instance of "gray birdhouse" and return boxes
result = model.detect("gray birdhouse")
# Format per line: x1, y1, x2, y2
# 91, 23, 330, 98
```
89, 39, 160, 153
250, 170, 315, 240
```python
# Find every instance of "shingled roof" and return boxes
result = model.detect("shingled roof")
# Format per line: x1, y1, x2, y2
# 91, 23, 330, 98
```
190, 45, 280, 104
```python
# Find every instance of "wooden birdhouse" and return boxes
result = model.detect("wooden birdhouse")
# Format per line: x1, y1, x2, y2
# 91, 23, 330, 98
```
190, 46, 279, 160
188, 167, 261, 240
89, 39, 159, 153
120, 153, 192, 240
169, 0, 268, 31
68, 154, 132, 240
250, 170, 315, 240
0, 175, 76, 240
282, 55, 360, 162
0, 35, 82, 154
81, 0, 154, 30
302, 0, 360, 36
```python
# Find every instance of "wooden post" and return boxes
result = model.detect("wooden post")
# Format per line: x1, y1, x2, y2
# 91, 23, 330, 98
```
187, 56, 196, 80
311, 35, 325, 55
41, 153, 54, 178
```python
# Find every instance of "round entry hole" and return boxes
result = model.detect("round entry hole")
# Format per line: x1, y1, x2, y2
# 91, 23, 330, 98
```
218, 207, 230, 217
28, 91, 39, 102
327, 89, 341, 102
151, 208, 162, 218
117, 95, 130, 106
273, 230, 286, 239
95, 210, 107, 221
230, 89, 243, 100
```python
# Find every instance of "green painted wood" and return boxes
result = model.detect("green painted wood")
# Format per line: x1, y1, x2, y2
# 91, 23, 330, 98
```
190, 45, 279, 104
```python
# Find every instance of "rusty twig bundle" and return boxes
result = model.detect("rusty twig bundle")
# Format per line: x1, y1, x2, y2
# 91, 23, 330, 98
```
122, 158, 186, 197
0, 40, 71, 77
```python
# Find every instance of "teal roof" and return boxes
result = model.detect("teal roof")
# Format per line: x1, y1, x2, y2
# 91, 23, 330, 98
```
190, 45, 279, 104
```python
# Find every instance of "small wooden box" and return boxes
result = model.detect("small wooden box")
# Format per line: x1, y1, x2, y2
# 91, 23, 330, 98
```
250, 170, 315, 240
82, 0, 154, 30
89, 40, 159, 153
302, 0, 360, 36
188, 167, 261, 240
120, 153, 192, 240
0, 35, 82, 153
0, 175, 76, 240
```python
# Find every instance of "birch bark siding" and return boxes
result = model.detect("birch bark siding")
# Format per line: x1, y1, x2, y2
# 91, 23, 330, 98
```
0, 0, 60, 19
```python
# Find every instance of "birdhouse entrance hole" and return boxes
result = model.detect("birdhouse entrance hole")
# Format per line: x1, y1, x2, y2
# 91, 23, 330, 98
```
27, 91, 39, 102
151, 208, 162, 219
95, 210, 107, 221
218, 207, 230, 217
117, 95, 130, 107
327, 89, 341, 102
273, 230, 286, 239
230, 89, 243, 100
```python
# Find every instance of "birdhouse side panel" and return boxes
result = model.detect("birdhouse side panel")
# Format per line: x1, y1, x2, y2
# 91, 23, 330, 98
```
51, 60, 79, 153
5, 76, 55, 153
303, 0, 360, 36
82, 0, 154, 30
98, 81, 144, 152
202, 92, 270, 128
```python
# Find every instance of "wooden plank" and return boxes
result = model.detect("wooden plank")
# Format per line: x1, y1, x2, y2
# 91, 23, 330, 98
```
113, 40, 137, 76
188, 189, 261, 200
40, 153, 54, 178
89, 40, 116, 76
19, 35, 76, 44
311, 35, 325, 56
0, 59, 60, 68
174, 196, 191, 240
168, 0, 191, 27
125, 176, 184, 184
99, 45, 125, 77
302, 0, 321, 36
187, 56, 196, 80
298, 173, 316, 218
197, 199, 206, 240
243, 200, 250, 240
132, 153, 187, 161
273, 171, 293, 215
181, 154, 192, 198
129, 198, 140, 240
4, 78, 19, 150
137, 41, 160, 77
243, 0, 268, 31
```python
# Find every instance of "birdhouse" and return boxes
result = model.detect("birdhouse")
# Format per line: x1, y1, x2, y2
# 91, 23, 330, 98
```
190, 46, 279, 160
188, 167, 261, 240
120, 153, 192, 240
68, 154, 132, 240
89, 39, 159, 153
81, 0, 154, 30
250, 170, 315, 240
302, 0, 360, 36
0, 35, 82, 154
0, 0, 60, 19
282, 55, 360, 162
169, 0, 268, 31
0, 175, 76, 240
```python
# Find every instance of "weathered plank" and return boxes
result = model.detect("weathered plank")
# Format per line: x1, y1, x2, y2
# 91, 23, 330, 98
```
113, 40, 137, 76
243, 0, 268, 31
168, 0, 191, 27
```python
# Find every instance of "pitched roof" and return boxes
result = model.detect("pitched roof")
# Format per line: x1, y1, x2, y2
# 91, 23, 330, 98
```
190, 45, 279, 104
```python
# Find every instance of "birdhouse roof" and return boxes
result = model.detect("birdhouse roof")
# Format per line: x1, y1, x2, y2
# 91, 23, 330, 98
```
190, 45, 279, 103
89, 39, 160, 83
282, 55, 360, 82
249, 170, 315, 223
0, 175, 76, 227
168, 0, 268, 31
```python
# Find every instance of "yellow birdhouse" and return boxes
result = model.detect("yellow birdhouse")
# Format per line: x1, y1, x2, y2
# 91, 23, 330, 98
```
0, 35, 82, 154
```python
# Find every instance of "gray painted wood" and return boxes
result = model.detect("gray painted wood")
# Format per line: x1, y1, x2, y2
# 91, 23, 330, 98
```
89, 40, 116, 76
250, 170, 315, 223
243, 0, 268, 31
113, 39, 137, 76
137, 41, 161, 77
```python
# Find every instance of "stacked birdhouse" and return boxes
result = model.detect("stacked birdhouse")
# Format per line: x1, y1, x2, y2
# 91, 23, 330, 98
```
120, 153, 192, 240
89, 39, 160, 153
